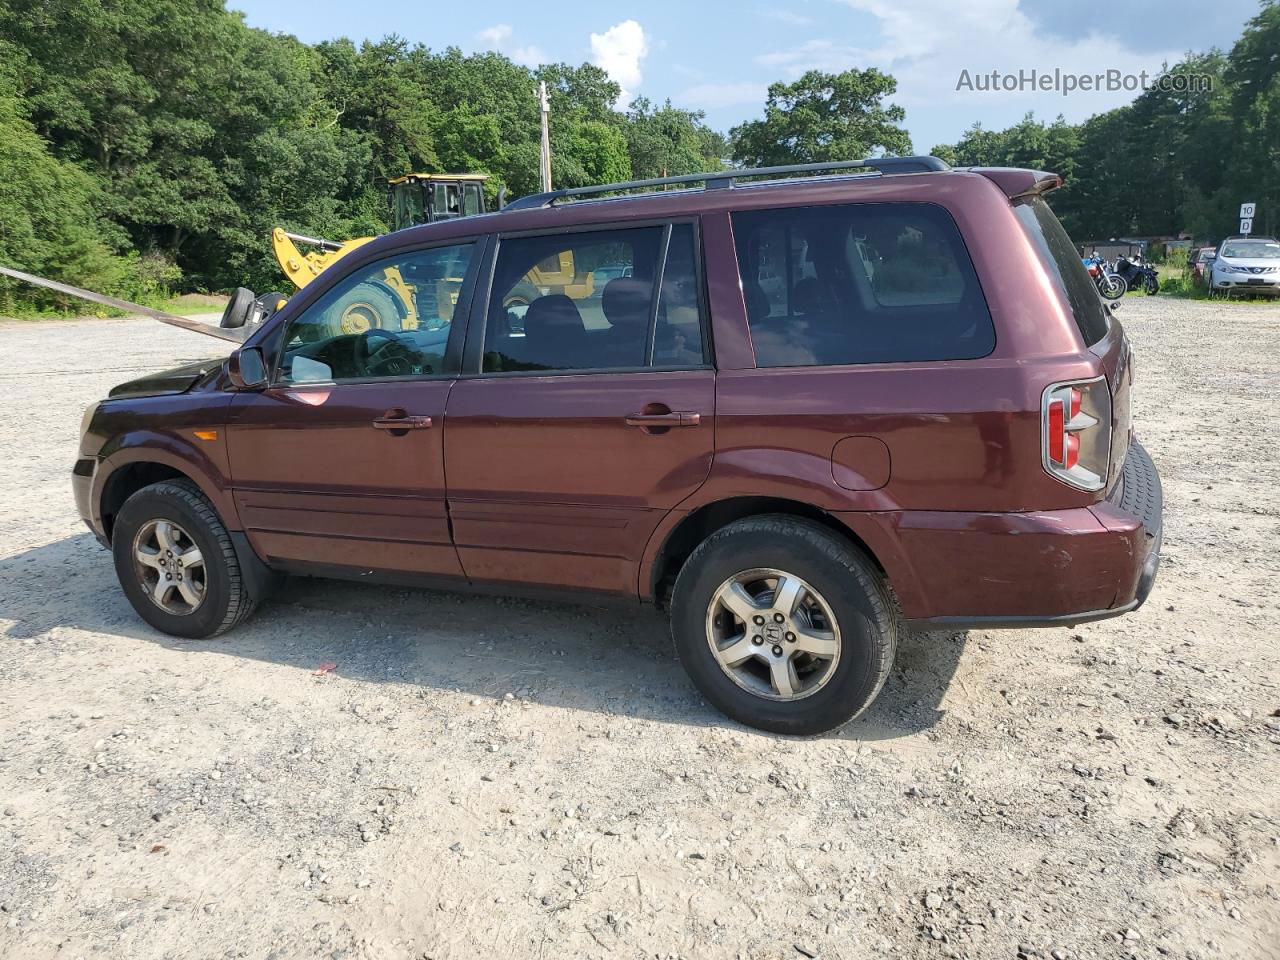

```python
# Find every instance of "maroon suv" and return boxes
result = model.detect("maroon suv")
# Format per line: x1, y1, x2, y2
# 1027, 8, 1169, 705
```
74, 158, 1161, 734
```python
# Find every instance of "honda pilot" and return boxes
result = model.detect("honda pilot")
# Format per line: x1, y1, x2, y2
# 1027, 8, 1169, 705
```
74, 158, 1162, 735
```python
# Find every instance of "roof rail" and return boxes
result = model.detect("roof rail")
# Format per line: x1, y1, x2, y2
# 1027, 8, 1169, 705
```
503, 156, 951, 211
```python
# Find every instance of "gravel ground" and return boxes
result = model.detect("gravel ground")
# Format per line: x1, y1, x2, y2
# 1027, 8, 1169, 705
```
0, 300, 1277, 960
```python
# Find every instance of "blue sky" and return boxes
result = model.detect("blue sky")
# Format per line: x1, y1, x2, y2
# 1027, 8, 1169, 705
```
232, 0, 1263, 152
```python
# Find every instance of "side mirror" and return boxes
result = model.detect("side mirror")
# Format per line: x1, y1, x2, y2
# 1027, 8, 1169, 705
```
228, 347, 267, 389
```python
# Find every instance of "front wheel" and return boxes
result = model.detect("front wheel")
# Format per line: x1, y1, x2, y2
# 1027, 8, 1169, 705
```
670, 516, 897, 735
111, 480, 257, 639
1099, 274, 1127, 300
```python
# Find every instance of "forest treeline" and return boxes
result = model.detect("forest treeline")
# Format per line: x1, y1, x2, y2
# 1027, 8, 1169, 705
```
935, 0, 1280, 247
1, 0, 1277, 312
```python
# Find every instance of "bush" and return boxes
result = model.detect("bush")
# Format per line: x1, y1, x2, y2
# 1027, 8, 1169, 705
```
119, 252, 183, 303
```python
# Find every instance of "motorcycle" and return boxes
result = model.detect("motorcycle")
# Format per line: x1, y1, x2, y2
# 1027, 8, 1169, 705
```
1113, 255, 1160, 296
1083, 255, 1126, 300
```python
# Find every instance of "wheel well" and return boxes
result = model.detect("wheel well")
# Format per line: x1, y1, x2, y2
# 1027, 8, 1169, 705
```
650, 497, 884, 607
100, 463, 190, 542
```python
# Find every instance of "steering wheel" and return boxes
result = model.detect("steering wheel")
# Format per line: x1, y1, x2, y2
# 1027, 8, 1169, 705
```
352, 328, 408, 378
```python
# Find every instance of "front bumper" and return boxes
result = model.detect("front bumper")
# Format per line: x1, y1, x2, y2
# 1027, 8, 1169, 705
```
1211, 275, 1280, 293
850, 441, 1162, 630
72, 456, 108, 546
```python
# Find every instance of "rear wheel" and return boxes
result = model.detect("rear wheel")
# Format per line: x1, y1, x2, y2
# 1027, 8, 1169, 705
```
111, 480, 256, 639
670, 515, 897, 735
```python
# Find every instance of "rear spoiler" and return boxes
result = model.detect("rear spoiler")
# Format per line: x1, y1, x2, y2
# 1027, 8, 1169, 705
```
960, 167, 1063, 199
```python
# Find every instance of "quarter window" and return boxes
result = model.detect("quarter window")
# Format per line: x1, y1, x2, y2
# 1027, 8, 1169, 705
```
482, 224, 705, 373
276, 243, 473, 383
732, 203, 994, 367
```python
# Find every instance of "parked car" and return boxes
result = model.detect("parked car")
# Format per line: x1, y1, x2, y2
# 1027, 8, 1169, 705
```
74, 157, 1162, 735
1207, 235, 1280, 297
1191, 246, 1216, 283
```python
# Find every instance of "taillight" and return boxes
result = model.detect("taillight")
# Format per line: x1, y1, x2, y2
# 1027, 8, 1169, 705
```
1042, 378, 1111, 491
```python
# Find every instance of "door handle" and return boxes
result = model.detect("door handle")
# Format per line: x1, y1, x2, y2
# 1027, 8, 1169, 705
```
372, 415, 433, 431
624, 411, 701, 427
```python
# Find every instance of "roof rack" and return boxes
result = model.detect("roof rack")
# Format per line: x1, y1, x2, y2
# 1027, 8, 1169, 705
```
503, 156, 950, 211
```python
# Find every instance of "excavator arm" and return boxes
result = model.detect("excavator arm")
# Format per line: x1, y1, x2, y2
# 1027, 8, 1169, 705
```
272, 228, 374, 289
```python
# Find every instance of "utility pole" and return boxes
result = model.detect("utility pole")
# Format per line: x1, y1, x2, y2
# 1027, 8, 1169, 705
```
536, 80, 552, 193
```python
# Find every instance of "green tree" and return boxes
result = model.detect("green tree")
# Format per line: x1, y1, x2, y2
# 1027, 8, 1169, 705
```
1224, 2, 1280, 237
730, 69, 912, 167
0, 63, 132, 311
625, 98, 726, 180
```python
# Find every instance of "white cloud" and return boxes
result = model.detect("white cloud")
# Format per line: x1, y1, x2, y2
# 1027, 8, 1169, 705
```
476, 23, 546, 67
590, 20, 649, 104
478, 23, 512, 47
761, 8, 813, 25
757, 0, 1182, 123
677, 81, 769, 110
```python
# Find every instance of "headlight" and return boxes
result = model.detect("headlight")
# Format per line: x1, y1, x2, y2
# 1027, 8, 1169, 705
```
1228, 263, 1251, 274
80, 401, 100, 437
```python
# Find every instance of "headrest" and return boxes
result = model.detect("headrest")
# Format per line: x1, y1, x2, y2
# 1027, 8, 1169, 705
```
523, 294, 585, 338
601, 277, 652, 329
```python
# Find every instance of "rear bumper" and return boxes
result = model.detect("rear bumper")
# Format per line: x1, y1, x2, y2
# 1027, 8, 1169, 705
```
844, 441, 1162, 629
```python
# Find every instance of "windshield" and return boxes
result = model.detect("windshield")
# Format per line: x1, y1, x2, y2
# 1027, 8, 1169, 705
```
1220, 240, 1280, 259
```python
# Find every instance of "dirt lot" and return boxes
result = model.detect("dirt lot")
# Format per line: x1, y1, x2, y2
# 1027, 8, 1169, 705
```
1, 300, 1277, 960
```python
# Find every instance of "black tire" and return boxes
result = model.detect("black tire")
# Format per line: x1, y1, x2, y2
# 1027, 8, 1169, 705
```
1144, 274, 1159, 295
219, 286, 256, 328
504, 281, 539, 309
670, 515, 897, 735
111, 479, 256, 639
332, 282, 403, 333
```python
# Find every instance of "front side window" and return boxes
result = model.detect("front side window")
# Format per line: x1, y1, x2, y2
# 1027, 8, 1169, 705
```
482, 224, 705, 373
732, 203, 994, 367
276, 242, 473, 383
463, 183, 484, 216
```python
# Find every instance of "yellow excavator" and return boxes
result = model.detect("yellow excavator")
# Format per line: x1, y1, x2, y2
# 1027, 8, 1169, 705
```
271, 172, 592, 334
269, 173, 488, 334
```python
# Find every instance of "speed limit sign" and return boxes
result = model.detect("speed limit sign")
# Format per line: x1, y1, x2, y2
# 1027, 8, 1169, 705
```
1240, 202, 1256, 218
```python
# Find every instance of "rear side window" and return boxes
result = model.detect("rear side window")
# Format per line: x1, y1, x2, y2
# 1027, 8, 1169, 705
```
482, 224, 706, 373
732, 202, 994, 367
1014, 197, 1109, 346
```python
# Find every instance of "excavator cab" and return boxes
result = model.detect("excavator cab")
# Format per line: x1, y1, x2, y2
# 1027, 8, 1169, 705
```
388, 174, 488, 231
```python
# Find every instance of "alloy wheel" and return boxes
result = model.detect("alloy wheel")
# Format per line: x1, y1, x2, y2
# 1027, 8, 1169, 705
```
704, 567, 841, 701
132, 519, 207, 615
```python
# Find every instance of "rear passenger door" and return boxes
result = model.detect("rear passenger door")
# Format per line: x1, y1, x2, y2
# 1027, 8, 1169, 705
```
444, 221, 715, 595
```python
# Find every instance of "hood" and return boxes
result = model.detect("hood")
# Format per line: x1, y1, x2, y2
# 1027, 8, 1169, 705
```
108, 358, 224, 400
